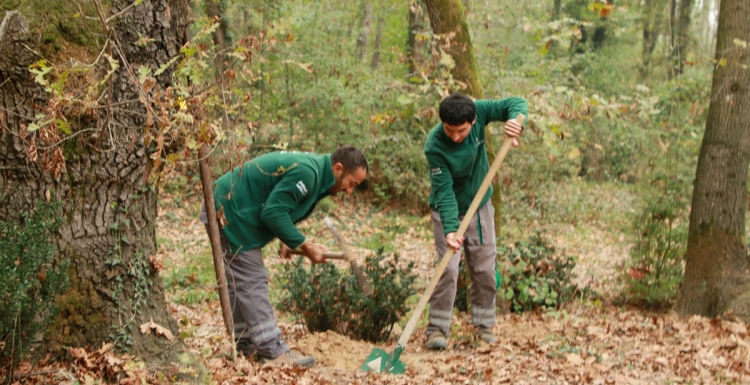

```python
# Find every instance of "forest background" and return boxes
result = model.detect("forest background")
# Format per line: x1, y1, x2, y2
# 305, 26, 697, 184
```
1, 0, 749, 383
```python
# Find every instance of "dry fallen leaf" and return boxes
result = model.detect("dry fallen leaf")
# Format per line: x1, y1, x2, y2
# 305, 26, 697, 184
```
139, 317, 175, 341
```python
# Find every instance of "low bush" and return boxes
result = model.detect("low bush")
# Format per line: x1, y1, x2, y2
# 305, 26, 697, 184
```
499, 232, 581, 312
618, 197, 687, 308
0, 198, 69, 367
278, 248, 417, 342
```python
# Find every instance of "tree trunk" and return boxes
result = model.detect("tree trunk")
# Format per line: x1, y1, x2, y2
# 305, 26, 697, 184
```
552, 0, 562, 20
356, 1, 372, 60
423, 0, 483, 97
671, 0, 694, 76
676, 0, 750, 321
370, 17, 383, 70
407, 0, 428, 75
668, 0, 678, 78
0, 0, 188, 364
640, 0, 665, 80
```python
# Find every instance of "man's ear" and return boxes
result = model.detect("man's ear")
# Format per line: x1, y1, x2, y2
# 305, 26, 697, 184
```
332, 162, 344, 176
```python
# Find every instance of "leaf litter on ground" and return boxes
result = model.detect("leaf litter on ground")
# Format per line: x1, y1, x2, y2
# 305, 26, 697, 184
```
6, 190, 750, 384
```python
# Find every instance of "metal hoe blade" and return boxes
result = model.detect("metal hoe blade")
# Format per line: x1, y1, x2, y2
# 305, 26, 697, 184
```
361, 346, 406, 374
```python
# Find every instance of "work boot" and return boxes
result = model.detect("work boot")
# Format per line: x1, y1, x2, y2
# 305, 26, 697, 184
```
235, 338, 258, 358
425, 331, 448, 350
259, 350, 315, 367
476, 327, 497, 343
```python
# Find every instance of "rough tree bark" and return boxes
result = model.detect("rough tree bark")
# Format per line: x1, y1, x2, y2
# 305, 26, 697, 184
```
676, 0, 750, 321
0, 0, 189, 365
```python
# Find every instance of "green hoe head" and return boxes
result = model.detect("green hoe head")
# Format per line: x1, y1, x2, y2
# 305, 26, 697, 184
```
361, 346, 406, 374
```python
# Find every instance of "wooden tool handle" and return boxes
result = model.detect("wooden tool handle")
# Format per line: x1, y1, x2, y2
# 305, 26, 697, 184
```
396, 113, 525, 349
289, 249, 348, 260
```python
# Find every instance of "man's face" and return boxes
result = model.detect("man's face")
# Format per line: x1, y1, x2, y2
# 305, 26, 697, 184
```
329, 165, 367, 195
443, 119, 475, 143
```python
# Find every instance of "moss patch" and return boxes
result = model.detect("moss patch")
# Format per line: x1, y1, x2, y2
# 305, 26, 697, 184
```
2, 0, 106, 55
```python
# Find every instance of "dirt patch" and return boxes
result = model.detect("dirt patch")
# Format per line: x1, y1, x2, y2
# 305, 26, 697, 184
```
290, 330, 376, 371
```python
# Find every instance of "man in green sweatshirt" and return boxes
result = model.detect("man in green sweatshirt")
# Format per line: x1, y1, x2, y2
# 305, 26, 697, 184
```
201, 146, 368, 366
423, 92, 527, 349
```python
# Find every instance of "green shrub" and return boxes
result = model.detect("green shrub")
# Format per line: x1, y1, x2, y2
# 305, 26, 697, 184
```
278, 248, 417, 342
618, 197, 687, 308
499, 232, 581, 312
0, 198, 69, 367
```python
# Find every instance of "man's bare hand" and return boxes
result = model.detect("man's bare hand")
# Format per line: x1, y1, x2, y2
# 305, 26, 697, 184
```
504, 119, 523, 147
446, 232, 464, 253
299, 242, 330, 264
279, 243, 293, 259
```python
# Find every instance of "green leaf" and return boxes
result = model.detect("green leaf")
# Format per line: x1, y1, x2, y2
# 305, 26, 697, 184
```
50, 71, 69, 95
56, 119, 71, 135
396, 94, 413, 106
29, 60, 52, 86
138, 65, 152, 84
438, 48, 455, 69
155, 56, 180, 76
733, 38, 748, 48
181, 45, 198, 58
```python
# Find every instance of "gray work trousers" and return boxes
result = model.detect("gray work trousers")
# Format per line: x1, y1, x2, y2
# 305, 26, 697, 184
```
201, 205, 288, 359
426, 201, 497, 338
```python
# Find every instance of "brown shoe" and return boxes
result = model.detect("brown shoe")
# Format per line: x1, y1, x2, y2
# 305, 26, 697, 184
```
425, 331, 448, 350
259, 350, 315, 367
476, 327, 497, 343
235, 338, 257, 358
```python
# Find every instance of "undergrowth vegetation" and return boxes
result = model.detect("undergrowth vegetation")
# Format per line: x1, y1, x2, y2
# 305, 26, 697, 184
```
278, 249, 417, 342
499, 232, 584, 312
0, 198, 69, 368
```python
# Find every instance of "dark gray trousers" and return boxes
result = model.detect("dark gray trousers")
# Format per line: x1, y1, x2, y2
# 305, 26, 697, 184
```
201, 205, 288, 358
427, 201, 497, 337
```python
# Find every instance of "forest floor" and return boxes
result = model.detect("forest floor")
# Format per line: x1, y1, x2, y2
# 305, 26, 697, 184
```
149, 187, 749, 385
7, 184, 750, 385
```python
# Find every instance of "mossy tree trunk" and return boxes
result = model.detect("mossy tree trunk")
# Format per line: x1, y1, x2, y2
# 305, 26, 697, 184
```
676, 0, 750, 322
0, 0, 188, 363
423, 0, 483, 98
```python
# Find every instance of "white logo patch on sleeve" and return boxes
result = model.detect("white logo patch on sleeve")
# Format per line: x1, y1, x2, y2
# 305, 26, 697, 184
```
431, 167, 442, 176
296, 180, 308, 196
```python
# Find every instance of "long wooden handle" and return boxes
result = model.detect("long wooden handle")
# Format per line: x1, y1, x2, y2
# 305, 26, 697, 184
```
289, 249, 348, 260
198, 144, 235, 360
396, 113, 524, 349
324, 217, 374, 296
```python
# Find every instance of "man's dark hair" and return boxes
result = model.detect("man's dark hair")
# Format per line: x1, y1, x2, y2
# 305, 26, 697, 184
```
331, 146, 369, 174
439, 92, 476, 125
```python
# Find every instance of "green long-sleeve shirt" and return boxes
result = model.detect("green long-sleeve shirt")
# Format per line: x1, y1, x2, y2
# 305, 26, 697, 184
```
212, 151, 335, 253
424, 97, 528, 235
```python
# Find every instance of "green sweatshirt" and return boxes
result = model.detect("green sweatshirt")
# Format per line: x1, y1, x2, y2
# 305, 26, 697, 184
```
212, 151, 335, 253
424, 97, 528, 235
